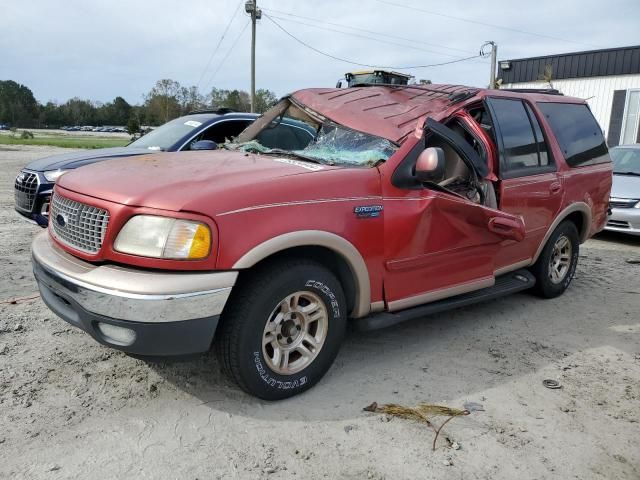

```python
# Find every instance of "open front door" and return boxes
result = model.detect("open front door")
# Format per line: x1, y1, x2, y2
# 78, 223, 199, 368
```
382, 119, 525, 311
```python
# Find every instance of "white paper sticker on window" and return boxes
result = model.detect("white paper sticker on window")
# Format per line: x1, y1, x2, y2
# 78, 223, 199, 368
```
184, 120, 202, 128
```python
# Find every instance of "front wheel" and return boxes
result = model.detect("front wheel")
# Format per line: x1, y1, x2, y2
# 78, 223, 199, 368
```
530, 221, 579, 298
216, 259, 347, 400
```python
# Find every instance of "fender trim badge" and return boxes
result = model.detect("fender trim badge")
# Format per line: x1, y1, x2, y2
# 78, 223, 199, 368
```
354, 205, 383, 218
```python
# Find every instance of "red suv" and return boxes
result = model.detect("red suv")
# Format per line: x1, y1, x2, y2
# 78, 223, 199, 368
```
31, 84, 612, 399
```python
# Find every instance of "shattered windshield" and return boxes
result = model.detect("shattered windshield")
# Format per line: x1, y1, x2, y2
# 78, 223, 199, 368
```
229, 99, 397, 167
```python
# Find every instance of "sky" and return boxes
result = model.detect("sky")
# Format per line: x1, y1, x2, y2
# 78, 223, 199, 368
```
1, 0, 639, 106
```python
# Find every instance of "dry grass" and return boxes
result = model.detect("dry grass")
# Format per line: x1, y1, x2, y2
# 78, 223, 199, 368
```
364, 402, 470, 450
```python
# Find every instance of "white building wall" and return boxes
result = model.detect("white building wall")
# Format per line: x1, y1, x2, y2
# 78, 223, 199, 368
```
502, 73, 640, 137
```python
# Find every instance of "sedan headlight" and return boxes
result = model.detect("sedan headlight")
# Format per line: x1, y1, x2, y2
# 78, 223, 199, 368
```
114, 215, 211, 259
43, 169, 68, 182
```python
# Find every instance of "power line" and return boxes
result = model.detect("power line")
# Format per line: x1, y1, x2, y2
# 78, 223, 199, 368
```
264, 14, 484, 70
196, 0, 244, 89
373, 0, 602, 48
204, 20, 251, 92
267, 13, 480, 61
262, 7, 475, 55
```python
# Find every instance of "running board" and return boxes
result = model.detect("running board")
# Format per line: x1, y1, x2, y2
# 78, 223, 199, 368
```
354, 269, 536, 332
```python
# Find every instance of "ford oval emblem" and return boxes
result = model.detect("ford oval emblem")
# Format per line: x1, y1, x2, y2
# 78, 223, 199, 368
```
56, 213, 67, 228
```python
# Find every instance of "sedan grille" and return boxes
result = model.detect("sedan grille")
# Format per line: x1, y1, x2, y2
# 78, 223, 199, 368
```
609, 198, 638, 209
50, 194, 109, 254
607, 220, 631, 229
14, 171, 39, 212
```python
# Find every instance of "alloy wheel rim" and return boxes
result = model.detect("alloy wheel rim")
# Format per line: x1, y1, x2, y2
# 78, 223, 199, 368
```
262, 291, 328, 375
548, 235, 572, 284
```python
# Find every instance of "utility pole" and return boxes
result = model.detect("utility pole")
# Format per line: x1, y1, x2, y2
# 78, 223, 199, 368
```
245, 0, 261, 112
488, 41, 497, 89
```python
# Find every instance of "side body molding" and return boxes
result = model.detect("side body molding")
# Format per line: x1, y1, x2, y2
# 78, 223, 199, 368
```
232, 230, 372, 318
532, 202, 592, 263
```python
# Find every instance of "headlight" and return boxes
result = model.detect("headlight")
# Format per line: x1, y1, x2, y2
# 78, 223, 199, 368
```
43, 169, 68, 182
114, 215, 211, 259
635, 201, 640, 209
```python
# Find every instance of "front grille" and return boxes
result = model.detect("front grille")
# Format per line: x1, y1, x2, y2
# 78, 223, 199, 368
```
14, 171, 39, 212
610, 198, 638, 209
50, 194, 109, 254
607, 220, 631, 229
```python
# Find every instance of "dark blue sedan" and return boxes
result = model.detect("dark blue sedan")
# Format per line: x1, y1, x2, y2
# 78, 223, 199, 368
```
14, 109, 315, 226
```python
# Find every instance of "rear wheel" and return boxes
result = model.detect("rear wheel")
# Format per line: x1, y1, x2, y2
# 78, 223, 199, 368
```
530, 221, 579, 298
216, 259, 346, 400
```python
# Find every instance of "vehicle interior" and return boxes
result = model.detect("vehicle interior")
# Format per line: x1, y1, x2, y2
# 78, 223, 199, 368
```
188, 120, 252, 148
423, 112, 498, 209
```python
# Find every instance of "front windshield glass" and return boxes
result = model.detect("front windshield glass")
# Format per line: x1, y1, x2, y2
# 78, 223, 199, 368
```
229, 99, 397, 167
129, 116, 205, 151
611, 148, 640, 175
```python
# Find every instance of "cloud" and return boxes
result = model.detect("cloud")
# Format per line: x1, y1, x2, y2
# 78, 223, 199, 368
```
1, 0, 638, 104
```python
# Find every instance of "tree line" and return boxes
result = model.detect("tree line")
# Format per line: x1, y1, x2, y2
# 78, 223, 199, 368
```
0, 79, 278, 130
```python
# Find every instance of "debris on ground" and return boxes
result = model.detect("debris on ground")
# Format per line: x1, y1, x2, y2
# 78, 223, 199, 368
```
363, 401, 470, 450
543, 379, 562, 389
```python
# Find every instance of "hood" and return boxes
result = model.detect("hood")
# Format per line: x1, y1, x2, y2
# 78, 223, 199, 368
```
611, 173, 640, 199
25, 146, 152, 171
57, 150, 342, 213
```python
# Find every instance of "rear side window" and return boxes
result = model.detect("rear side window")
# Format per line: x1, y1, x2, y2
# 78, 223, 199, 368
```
537, 103, 609, 167
487, 98, 553, 177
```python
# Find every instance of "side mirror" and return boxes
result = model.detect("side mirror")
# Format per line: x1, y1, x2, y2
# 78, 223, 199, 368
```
191, 140, 218, 151
415, 147, 445, 183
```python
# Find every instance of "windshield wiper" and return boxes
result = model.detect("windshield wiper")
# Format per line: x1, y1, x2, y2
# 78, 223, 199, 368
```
614, 171, 640, 176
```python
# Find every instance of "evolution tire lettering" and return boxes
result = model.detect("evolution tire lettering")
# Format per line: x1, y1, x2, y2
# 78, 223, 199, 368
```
305, 280, 340, 317
253, 351, 307, 389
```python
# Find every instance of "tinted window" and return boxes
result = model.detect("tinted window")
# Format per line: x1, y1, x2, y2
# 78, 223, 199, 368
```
194, 120, 251, 146
537, 103, 609, 167
525, 104, 550, 166
256, 123, 313, 150
490, 98, 543, 171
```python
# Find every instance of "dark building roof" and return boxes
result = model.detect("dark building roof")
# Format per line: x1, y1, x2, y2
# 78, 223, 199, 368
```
499, 45, 640, 84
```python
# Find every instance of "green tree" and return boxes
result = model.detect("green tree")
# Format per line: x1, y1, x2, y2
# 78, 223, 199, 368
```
127, 114, 140, 135
144, 79, 182, 124
178, 86, 205, 114
0, 80, 39, 127
254, 89, 278, 113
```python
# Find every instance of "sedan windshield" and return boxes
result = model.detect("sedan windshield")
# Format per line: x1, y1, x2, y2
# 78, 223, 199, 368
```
611, 147, 640, 175
230, 99, 397, 167
129, 116, 206, 151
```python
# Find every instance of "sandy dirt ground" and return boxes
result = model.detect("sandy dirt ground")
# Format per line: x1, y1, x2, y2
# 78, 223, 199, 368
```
1, 145, 639, 479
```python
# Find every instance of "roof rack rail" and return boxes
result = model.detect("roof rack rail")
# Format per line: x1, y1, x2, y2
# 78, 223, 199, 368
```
500, 88, 563, 96
187, 107, 238, 115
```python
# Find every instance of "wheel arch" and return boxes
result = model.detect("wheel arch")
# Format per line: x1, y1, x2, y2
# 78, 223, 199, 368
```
232, 231, 371, 318
532, 202, 591, 263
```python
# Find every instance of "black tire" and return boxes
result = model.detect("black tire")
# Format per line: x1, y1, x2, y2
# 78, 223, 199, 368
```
530, 221, 579, 298
216, 258, 347, 400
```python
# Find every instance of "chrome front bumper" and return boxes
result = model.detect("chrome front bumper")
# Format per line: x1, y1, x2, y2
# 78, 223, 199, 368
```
31, 231, 238, 355
605, 207, 640, 236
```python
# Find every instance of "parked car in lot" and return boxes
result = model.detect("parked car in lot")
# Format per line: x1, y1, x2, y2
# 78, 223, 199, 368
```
0, 123, 9, 130
15, 109, 314, 225
31, 84, 612, 399
606, 145, 640, 235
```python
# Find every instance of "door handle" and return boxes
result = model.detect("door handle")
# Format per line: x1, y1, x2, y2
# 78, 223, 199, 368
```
549, 182, 562, 194
488, 217, 525, 242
